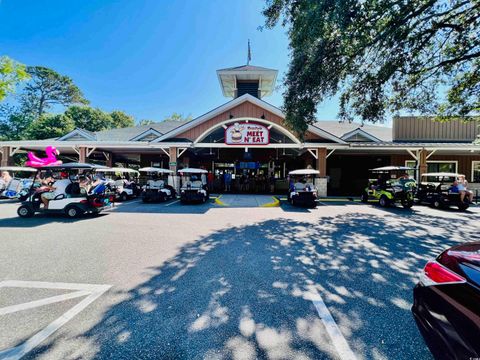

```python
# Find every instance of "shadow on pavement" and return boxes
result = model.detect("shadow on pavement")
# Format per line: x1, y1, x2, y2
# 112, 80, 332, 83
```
0, 213, 108, 228
23, 211, 480, 359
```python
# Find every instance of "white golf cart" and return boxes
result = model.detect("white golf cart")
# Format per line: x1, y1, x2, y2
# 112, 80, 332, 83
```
103, 167, 140, 201
0, 166, 37, 200
288, 169, 319, 207
178, 168, 209, 204
139, 167, 175, 202
17, 163, 112, 218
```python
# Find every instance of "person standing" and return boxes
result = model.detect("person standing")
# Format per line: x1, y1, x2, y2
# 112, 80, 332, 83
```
207, 171, 214, 191
224, 171, 232, 192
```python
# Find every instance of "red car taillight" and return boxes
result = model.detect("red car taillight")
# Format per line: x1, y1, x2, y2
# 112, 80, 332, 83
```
420, 261, 466, 286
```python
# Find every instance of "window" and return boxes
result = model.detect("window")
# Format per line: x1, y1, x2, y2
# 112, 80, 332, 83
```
426, 161, 457, 173
405, 160, 458, 176
472, 161, 480, 182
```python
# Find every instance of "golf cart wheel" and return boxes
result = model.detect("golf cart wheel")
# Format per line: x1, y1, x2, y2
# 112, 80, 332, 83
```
65, 205, 82, 218
402, 199, 414, 209
361, 193, 369, 203
433, 199, 443, 209
17, 205, 34, 218
379, 195, 389, 207
120, 192, 128, 202
458, 203, 469, 211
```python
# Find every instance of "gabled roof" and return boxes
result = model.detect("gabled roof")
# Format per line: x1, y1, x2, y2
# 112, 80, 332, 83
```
57, 128, 97, 141
152, 93, 347, 144
216, 65, 277, 72
341, 128, 382, 142
130, 128, 163, 141
313, 121, 392, 142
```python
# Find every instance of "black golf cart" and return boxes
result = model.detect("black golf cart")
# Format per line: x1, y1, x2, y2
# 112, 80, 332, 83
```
287, 169, 319, 207
178, 168, 209, 204
139, 167, 176, 202
416, 172, 471, 211
361, 166, 417, 208
17, 163, 113, 218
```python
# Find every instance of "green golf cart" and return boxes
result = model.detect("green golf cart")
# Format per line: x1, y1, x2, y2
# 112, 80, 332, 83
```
361, 166, 417, 208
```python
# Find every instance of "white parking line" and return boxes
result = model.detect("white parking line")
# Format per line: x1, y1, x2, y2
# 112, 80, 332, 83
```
165, 199, 180, 206
0, 280, 111, 360
305, 285, 357, 360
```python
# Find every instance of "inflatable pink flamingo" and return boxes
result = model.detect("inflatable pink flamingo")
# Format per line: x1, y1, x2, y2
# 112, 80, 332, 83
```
25, 146, 63, 167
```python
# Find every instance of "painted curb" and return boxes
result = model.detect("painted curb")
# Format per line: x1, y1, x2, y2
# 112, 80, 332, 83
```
260, 196, 280, 207
214, 195, 228, 206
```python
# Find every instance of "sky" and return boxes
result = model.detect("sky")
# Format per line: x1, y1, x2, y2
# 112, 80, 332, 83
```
0, 0, 343, 123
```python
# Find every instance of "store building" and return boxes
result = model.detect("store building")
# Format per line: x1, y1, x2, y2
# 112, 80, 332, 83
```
1, 63, 479, 195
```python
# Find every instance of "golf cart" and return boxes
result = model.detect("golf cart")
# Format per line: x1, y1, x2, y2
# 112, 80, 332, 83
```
139, 167, 176, 202
361, 166, 417, 208
288, 169, 319, 207
103, 167, 141, 201
416, 172, 471, 211
0, 166, 37, 200
178, 168, 209, 204
17, 163, 112, 218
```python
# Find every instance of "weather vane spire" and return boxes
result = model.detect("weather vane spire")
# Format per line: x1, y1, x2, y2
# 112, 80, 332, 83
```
247, 39, 252, 65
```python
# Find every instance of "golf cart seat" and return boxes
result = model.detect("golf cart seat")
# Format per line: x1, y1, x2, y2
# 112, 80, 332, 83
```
304, 182, 315, 190
191, 180, 203, 188
114, 179, 125, 187
294, 182, 305, 191
147, 179, 164, 189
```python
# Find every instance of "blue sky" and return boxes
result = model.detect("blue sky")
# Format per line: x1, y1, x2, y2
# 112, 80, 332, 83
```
0, 0, 342, 123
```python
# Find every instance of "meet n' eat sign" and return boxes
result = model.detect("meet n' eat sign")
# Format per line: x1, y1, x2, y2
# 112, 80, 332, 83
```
225, 122, 270, 145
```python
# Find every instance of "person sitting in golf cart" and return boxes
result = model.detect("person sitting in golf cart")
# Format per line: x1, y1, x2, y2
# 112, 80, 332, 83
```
40, 172, 70, 209
458, 175, 474, 203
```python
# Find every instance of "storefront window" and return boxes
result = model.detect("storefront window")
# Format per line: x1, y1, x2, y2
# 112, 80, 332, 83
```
405, 161, 416, 177
427, 161, 457, 173
472, 161, 480, 182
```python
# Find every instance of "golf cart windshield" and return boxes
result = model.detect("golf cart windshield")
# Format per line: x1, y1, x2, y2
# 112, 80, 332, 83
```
289, 169, 319, 192
178, 168, 207, 189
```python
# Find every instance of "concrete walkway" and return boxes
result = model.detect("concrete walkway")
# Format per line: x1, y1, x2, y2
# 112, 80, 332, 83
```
214, 194, 279, 207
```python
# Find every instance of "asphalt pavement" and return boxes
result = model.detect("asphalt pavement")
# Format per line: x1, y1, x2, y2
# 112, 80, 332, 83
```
1, 197, 479, 359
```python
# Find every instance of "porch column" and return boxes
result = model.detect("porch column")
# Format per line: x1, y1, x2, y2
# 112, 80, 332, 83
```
79, 147, 88, 163
316, 147, 327, 176
168, 147, 179, 192
419, 149, 427, 177
105, 152, 113, 167
1, 146, 12, 167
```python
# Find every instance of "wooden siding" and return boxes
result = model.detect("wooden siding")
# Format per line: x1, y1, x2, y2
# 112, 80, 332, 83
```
391, 154, 480, 181
176, 101, 286, 141
393, 116, 480, 142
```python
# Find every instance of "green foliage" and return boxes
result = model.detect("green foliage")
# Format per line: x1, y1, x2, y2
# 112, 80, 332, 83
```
22, 66, 88, 118
0, 56, 29, 101
24, 113, 75, 140
164, 112, 192, 122
110, 110, 135, 128
64, 106, 112, 132
138, 119, 156, 126
263, 0, 480, 133
0, 104, 34, 140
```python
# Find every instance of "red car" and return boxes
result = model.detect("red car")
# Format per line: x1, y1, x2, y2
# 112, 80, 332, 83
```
412, 242, 480, 359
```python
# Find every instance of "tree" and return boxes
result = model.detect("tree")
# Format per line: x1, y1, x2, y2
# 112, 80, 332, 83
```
64, 106, 113, 132
263, 0, 480, 134
110, 110, 135, 128
164, 112, 192, 122
24, 113, 75, 140
0, 104, 34, 140
138, 119, 156, 126
21, 66, 88, 118
0, 56, 29, 101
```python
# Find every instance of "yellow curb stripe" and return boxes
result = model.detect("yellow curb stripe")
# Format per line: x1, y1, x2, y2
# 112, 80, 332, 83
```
260, 196, 280, 207
214, 195, 228, 206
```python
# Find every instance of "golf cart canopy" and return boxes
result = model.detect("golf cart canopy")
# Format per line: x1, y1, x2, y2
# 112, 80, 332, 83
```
103, 167, 139, 174
178, 168, 208, 174
39, 163, 108, 170
139, 167, 173, 174
421, 172, 465, 178
0, 166, 37, 172
371, 166, 414, 172
289, 169, 320, 176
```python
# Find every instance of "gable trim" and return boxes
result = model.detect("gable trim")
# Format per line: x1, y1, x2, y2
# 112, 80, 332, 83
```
341, 128, 381, 142
130, 128, 163, 141
58, 128, 96, 141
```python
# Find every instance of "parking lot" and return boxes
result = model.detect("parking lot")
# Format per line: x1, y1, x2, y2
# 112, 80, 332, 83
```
1, 197, 479, 360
